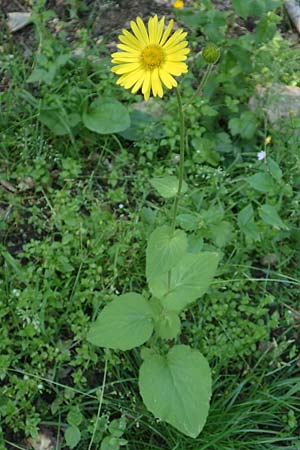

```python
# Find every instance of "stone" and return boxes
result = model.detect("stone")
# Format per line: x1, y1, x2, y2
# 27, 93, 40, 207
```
7, 12, 32, 33
249, 83, 300, 123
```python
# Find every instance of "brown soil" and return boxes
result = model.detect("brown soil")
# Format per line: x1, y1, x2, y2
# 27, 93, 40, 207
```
0, 0, 232, 45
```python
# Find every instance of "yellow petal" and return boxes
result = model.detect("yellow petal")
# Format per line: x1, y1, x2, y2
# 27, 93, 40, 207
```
112, 62, 141, 74
121, 29, 143, 49
131, 74, 145, 94
148, 15, 158, 43
159, 67, 177, 89
152, 67, 163, 97
164, 61, 188, 76
155, 16, 165, 45
118, 69, 144, 89
144, 88, 151, 101
163, 30, 187, 50
112, 55, 141, 63
137, 17, 150, 45
130, 19, 148, 46
117, 43, 140, 54
165, 54, 188, 62
142, 70, 151, 95
159, 19, 174, 46
165, 42, 189, 54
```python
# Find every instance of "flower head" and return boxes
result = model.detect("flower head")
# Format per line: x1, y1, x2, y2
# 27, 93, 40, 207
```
173, 0, 184, 8
111, 15, 189, 101
265, 136, 271, 145
257, 150, 266, 161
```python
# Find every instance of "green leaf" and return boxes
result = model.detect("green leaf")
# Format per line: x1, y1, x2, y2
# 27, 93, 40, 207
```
258, 204, 288, 230
201, 105, 218, 117
65, 426, 81, 449
229, 112, 257, 139
255, 12, 280, 43
150, 298, 181, 340
67, 407, 83, 427
233, 0, 281, 20
83, 98, 130, 134
154, 309, 181, 340
87, 293, 154, 350
101, 436, 120, 450
232, 0, 252, 18
150, 176, 188, 199
119, 110, 164, 141
268, 158, 282, 181
210, 221, 233, 247
139, 345, 212, 438
27, 68, 49, 84
149, 252, 219, 312
39, 109, 80, 136
177, 213, 199, 231
192, 137, 221, 166
237, 204, 260, 241
146, 226, 187, 283
108, 417, 127, 437
246, 172, 275, 193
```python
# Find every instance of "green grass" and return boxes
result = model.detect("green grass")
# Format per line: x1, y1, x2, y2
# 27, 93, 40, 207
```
1, 0, 300, 448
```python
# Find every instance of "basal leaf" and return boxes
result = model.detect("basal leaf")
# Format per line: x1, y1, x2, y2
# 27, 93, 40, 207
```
87, 293, 154, 350
83, 98, 130, 134
139, 345, 212, 438
149, 252, 219, 312
39, 108, 80, 136
146, 226, 187, 283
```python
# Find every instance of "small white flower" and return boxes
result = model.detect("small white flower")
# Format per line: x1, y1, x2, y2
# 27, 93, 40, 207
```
257, 150, 266, 161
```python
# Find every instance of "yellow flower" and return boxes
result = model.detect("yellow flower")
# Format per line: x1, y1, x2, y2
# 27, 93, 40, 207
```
173, 0, 184, 8
265, 136, 271, 145
111, 15, 189, 101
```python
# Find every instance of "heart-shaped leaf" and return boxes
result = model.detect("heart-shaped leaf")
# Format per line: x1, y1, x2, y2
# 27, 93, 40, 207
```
87, 293, 153, 350
83, 98, 130, 134
139, 345, 212, 438
149, 251, 219, 312
146, 226, 187, 283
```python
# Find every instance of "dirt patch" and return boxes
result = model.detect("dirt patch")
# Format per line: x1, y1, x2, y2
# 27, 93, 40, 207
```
92, 0, 170, 37
0, 0, 177, 50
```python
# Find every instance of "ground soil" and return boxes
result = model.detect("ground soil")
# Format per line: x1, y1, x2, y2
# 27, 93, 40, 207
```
1, 0, 233, 45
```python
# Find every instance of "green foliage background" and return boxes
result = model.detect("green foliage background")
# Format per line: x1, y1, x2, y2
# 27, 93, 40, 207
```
0, 0, 300, 448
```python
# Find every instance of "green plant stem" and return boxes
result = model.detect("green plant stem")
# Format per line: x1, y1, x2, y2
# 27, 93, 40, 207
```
87, 358, 108, 450
188, 63, 213, 107
171, 87, 185, 234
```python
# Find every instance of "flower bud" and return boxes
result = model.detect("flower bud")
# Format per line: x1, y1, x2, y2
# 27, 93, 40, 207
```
202, 43, 220, 64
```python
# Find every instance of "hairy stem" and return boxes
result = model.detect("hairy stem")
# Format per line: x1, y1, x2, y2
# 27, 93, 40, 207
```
171, 87, 185, 234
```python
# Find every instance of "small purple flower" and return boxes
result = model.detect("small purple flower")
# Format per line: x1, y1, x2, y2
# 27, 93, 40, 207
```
257, 150, 266, 161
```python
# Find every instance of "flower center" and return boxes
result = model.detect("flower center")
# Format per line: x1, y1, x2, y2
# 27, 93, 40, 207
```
141, 45, 164, 69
